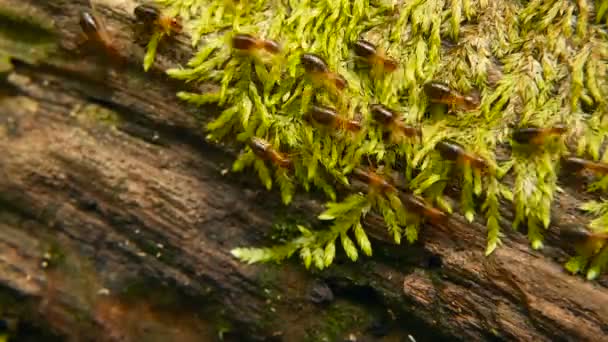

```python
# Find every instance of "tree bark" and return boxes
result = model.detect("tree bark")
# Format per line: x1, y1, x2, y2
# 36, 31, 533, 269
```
0, 1, 607, 341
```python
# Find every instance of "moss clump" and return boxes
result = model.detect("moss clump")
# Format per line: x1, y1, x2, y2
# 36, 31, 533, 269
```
145, 0, 608, 279
75, 104, 122, 128
0, 5, 56, 64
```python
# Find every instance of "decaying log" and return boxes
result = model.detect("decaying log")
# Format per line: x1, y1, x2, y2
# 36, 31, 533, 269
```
0, 1, 607, 341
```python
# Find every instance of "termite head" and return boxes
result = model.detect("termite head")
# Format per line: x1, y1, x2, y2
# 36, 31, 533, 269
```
370, 104, 395, 125
135, 5, 182, 34
462, 91, 481, 110
80, 11, 100, 40
160, 15, 182, 34
353, 39, 377, 59
301, 53, 328, 73
331, 74, 348, 90
382, 59, 398, 72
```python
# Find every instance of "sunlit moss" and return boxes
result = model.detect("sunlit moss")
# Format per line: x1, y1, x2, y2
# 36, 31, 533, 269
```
147, 0, 608, 278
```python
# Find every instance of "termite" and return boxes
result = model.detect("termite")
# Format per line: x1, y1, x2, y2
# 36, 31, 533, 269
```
248, 137, 292, 169
134, 4, 182, 35
370, 104, 421, 141
561, 226, 608, 242
300, 53, 347, 91
561, 156, 608, 175
424, 81, 480, 111
352, 167, 396, 193
511, 125, 567, 145
435, 140, 488, 170
79, 11, 123, 65
560, 226, 607, 257
400, 193, 449, 224
308, 104, 362, 132
353, 39, 398, 73
232, 33, 281, 54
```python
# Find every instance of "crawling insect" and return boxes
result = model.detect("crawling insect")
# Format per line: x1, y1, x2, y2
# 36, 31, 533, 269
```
560, 226, 608, 258
308, 104, 362, 132
134, 4, 182, 35
352, 167, 396, 193
560, 156, 608, 175
435, 140, 488, 170
232, 33, 280, 54
424, 81, 480, 111
353, 39, 398, 73
300, 53, 347, 91
370, 104, 421, 141
511, 125, 567, 145
400, 193, 449, 224
561, 226, 608, 242
80, 11, 114, 49
79, 11, 123, 65
248, 137, 292, 169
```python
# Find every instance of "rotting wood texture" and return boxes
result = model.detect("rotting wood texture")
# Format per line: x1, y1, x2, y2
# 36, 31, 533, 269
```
0, 1, 607, 341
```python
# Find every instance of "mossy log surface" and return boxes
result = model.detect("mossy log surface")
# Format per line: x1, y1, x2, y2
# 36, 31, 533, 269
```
0, 0, 607, 341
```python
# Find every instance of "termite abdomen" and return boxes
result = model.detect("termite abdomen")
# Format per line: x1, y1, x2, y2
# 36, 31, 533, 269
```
353, 39, 377, 59
309, 104, 338, 126
370, 104, 395, 125
134, 4, 160, 23
301, 53, 329, 73
79, 11, 100, 40
435, 140, 464, 161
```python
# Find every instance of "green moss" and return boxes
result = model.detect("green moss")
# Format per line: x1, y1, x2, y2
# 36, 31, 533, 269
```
0, 5, 57, 64
305, 302, 369, 342
0, 53, 12, 76
147, 0, 608, 278
76, 104, 122, 128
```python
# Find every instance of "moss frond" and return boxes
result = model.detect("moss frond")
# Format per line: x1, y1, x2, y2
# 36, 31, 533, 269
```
565, 200, 608, 280
146, 0, 608, 278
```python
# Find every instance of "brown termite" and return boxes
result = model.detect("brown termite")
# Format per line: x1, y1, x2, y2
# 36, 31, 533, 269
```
400, 193, 449, 224
560, 226, 608, 242
370, 104, 421, 142
435, 140, 488, 170
79, 11, 123, 65
134, 4, 182, 35
248, 137, 292, 169
560, 156, 608, 175
300, 53, 347, 91
424, 81, 480, 111
308, 104, 362, 132
560, 226, 608, 257
352, 167, 396, 193
353, 39, 398, 72
511, 125, 567, 145
232, 33, 281, 54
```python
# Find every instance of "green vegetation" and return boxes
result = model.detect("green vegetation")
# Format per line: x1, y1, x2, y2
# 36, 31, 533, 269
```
144, 0, 608, 279
0, 5, 56, 64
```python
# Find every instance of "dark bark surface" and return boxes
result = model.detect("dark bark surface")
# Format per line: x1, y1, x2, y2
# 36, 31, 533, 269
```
0, 1, 607, 341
